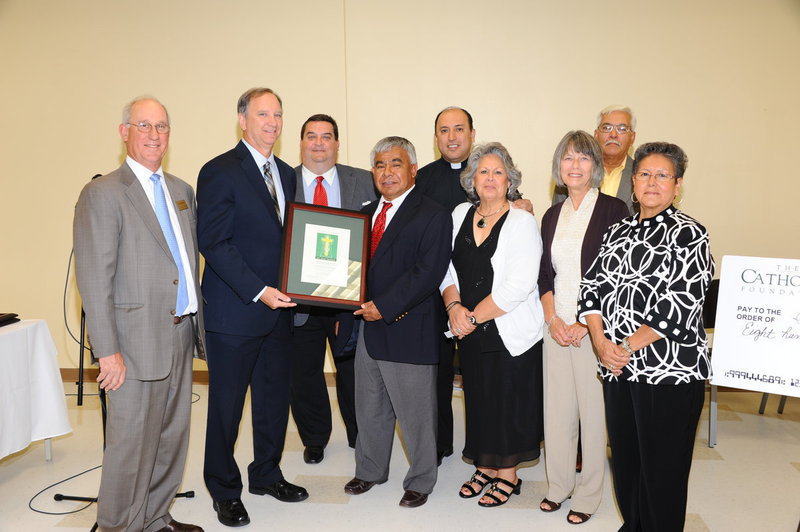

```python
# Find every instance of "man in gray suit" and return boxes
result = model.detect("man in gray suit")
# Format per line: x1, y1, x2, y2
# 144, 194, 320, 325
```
291, 114, 376, 464
74, 96, 205, 532
554, 105, 638, 214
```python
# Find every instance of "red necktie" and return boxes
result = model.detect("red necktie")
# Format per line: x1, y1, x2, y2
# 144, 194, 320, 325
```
313, 176, 328, 206
370, 201, 393, 259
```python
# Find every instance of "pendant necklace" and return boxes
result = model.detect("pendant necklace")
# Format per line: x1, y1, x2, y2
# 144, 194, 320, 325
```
476, 202, 507, 228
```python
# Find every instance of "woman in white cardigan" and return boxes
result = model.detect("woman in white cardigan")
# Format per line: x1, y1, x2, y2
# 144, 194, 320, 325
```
440, 142, 544, 508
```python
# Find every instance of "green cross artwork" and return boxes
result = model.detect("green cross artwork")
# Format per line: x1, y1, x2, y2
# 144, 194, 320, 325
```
315, 233, 338, 261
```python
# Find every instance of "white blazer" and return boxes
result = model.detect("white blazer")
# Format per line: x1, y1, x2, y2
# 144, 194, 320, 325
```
440, 202, 544, 356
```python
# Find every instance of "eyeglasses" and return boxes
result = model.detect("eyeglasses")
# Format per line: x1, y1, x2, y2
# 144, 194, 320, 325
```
598, 123, 632, 134
634, 171, 675, 182
126, 121, 170, 134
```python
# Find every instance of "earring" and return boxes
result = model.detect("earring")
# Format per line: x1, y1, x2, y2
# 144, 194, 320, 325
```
631, 192, 639, 204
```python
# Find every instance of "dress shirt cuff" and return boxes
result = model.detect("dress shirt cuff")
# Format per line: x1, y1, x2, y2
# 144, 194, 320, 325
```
253, 285, 267, 303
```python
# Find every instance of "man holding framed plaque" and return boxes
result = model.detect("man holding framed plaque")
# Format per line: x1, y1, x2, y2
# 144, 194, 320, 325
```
343, 137, 452, 508
197, 88, 306, 528
291, 114, 377, 463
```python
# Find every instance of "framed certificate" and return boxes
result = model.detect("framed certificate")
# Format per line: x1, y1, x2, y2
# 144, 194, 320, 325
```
279, 202, 370, 310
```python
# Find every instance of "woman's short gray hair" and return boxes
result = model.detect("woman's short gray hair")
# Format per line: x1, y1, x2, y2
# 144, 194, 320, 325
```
551, 130, 604, 188
632, 142, 688, 178
460, 142, 522, 204
370, 136, 417, 165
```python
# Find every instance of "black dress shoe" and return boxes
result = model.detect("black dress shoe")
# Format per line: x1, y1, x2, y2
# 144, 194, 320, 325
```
399, 489, 428, 508
212, 499, 250, 527
249, 479, 309, 502
303, 446, 324, 464
437, 448, 453, 466
343, 477, 376, 495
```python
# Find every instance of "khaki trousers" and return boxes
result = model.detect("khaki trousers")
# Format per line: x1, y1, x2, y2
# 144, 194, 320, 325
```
542, 332, 606, 514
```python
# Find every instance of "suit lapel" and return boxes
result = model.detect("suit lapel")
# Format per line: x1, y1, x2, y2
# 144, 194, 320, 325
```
294, 166, 305, 202
617, 156, 634, 201
370, 188, 421, 267
337, 164, 357, 210
275, 156, 294, 207
121, 165, 173, 261
235, 141, 281, 225
164, 175, 197, 272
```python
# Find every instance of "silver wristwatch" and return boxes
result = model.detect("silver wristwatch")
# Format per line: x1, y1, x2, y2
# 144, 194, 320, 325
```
621, 337, 635, 356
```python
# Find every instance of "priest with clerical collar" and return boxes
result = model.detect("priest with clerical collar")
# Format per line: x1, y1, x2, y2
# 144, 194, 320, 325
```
415, 106, 477, 212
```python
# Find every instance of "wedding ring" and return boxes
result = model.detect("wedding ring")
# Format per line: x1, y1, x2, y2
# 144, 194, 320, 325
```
455, 328, 461, 334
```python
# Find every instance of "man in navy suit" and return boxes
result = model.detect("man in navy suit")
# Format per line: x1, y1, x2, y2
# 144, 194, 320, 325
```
343, 137, 452, 508
197, 88, 306, 528
291, 114, 377, 463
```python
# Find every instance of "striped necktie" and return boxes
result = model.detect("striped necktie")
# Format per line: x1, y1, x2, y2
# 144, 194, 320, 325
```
262, 163, 282, 223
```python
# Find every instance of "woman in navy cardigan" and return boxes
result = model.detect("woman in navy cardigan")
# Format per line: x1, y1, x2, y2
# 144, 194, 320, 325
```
537, 131, 628, 524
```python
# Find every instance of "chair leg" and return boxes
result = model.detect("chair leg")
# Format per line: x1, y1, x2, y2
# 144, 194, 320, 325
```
758, 393, 769, 415
708, 384, 717, 448
777, 395, 787, 414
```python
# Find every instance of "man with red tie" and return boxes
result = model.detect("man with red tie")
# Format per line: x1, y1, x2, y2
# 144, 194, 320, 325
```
291, 114, 377, 464
343, 137, 452, 508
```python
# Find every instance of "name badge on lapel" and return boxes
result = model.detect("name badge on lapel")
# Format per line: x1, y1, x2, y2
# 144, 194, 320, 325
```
176, 200, 189, 211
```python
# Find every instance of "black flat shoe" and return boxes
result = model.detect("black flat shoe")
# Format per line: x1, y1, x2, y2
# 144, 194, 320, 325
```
303, 446, 324, 464
249, 479, 309, 502
478, 478, 521, 508
459, 469, 494, 498
212, 498, 250, 527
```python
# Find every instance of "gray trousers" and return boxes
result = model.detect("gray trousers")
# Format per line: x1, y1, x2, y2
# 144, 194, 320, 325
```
353, 332, 438, 494
97, 318, 194, 532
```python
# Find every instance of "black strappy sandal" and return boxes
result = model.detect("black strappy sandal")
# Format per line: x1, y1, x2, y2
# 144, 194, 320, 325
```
477, 477, 521, 507
459, 469, 495, 499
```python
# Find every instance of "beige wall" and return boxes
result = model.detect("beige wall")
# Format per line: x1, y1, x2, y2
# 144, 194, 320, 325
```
1, 0, 798, 368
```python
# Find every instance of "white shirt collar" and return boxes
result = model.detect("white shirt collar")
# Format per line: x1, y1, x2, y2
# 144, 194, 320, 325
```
126, 156, 164, 181
301, 164, 337, 187
380, 184, 415, 209
241, 138, 275, 170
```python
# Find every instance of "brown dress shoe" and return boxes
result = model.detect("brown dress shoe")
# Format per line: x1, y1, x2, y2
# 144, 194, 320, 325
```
399, 489, 428, 508
344, 477, 376, 495
157, 520, 204, 532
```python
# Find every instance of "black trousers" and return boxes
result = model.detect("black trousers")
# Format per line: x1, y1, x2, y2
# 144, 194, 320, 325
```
436, 336, 455, 455
603, 378, 705, 532
290, 314, 358, 448
203, 312, 292, 501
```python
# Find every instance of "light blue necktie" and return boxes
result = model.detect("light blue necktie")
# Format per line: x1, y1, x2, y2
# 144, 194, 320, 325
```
150, 174, 189, 315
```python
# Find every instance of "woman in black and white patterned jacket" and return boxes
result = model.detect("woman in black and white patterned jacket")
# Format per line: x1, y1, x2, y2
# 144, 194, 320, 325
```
577, 141, 714, 532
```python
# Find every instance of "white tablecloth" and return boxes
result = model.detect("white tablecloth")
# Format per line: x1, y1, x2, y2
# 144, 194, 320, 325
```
0, 320, 72, 460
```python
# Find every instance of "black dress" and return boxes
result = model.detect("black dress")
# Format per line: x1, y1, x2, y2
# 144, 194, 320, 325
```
453, 207, 543, 469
